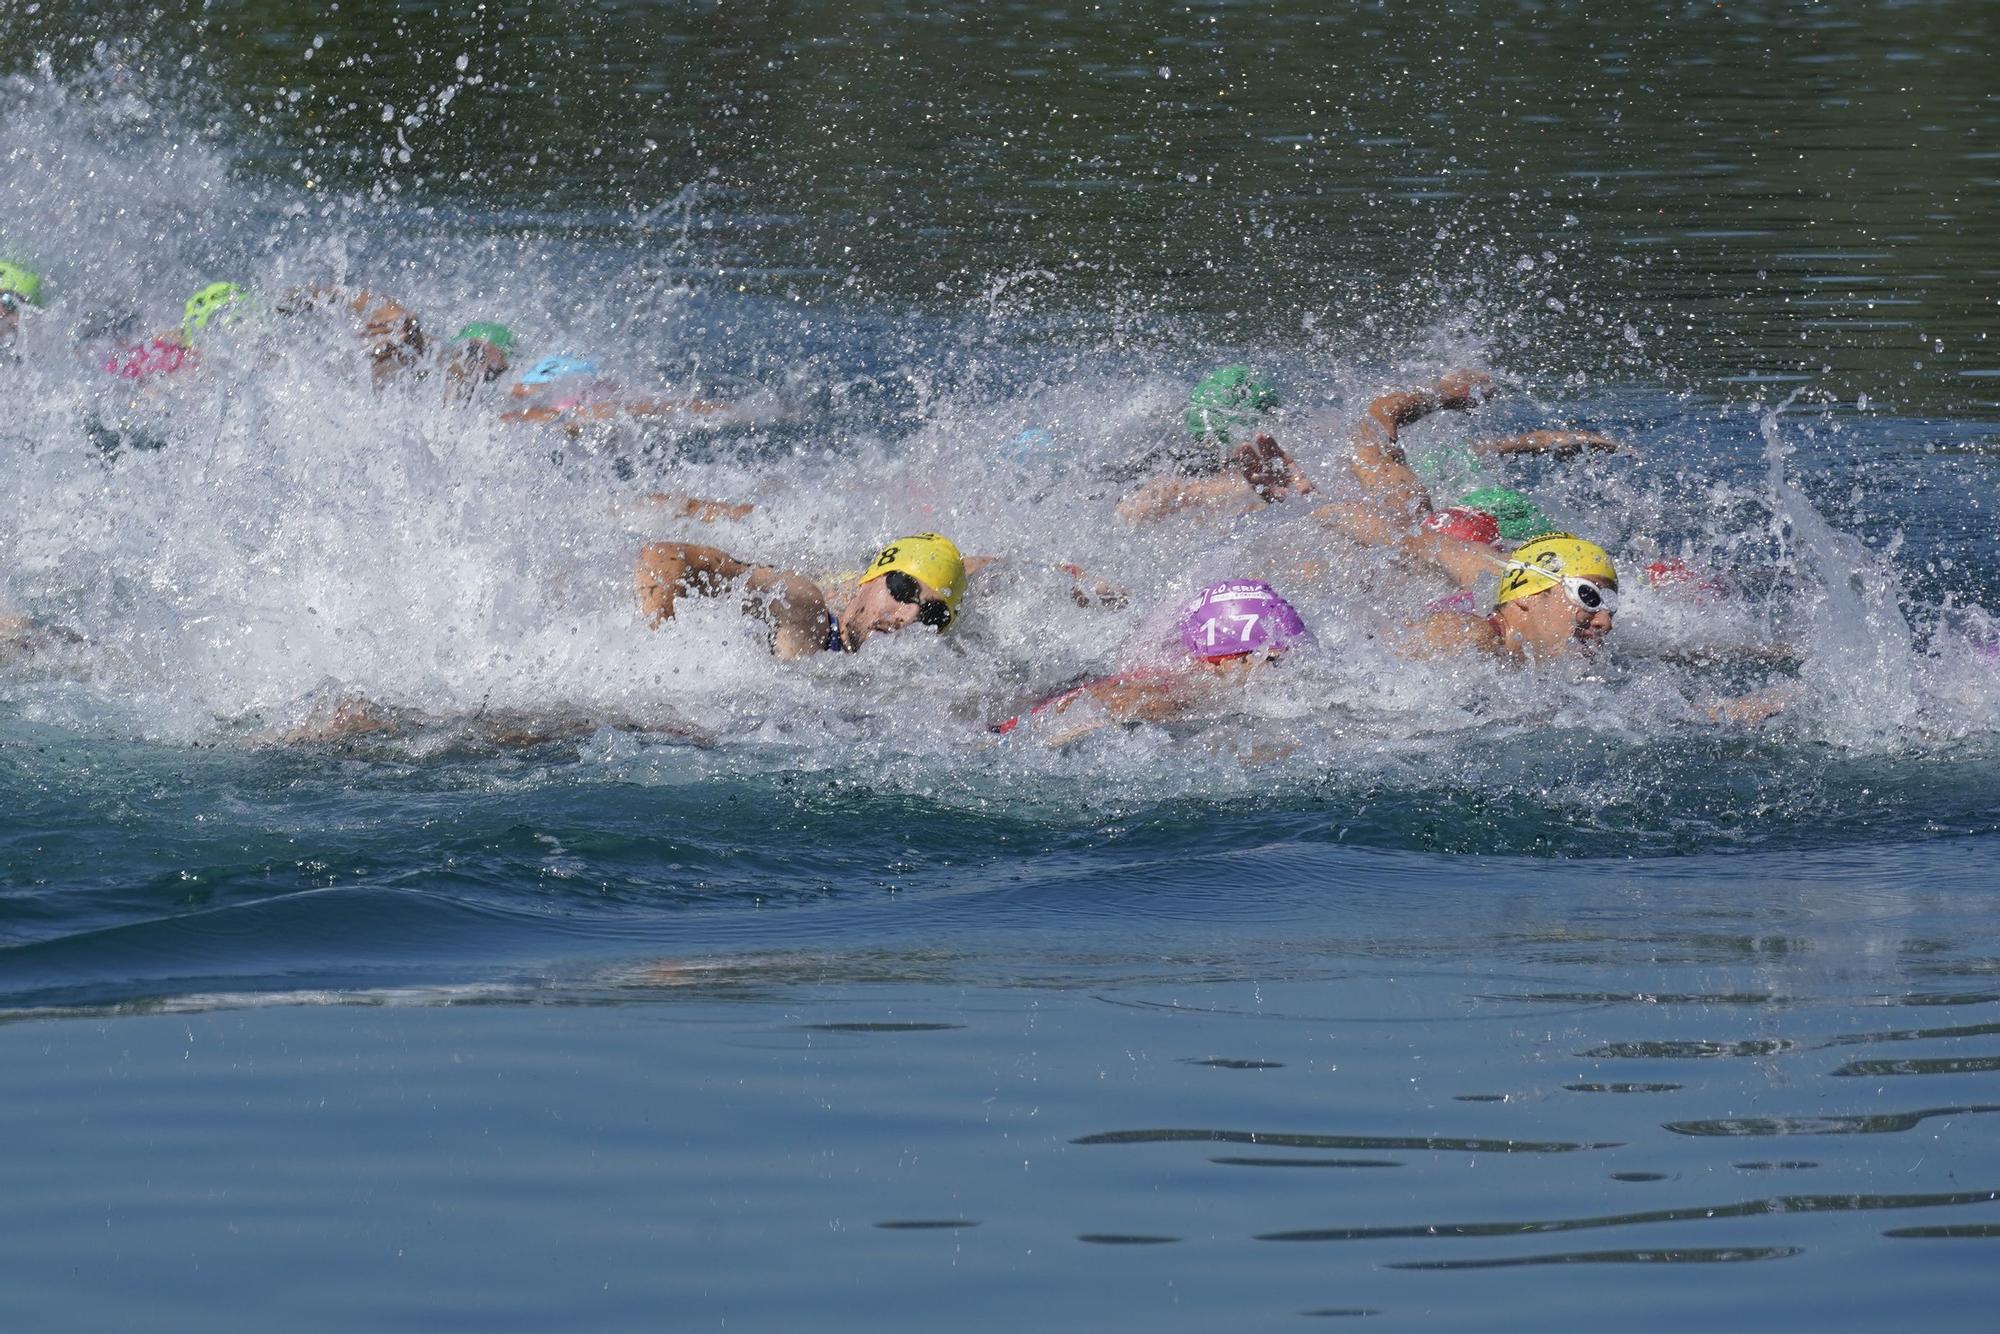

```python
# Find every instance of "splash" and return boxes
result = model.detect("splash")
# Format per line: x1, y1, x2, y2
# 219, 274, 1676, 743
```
4, 60, 1999, 855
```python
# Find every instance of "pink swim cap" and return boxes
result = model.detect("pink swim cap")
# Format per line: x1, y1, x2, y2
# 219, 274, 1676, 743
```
1178, 579, 1313, 660
102, 336, 192, 381
1420, 505, 1501, 545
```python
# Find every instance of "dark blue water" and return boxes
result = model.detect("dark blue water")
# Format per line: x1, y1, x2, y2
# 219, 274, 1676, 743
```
6, 2, 2000, 1328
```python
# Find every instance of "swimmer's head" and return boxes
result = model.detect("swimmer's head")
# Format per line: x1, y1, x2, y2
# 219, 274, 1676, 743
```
1002, 426, 1056, 468
519, 354, 599, 385
0, 260, 45, 308
454, 322, 516, 356
1458, 486, 1551, 543
1421, 505, 1502, 546
859, 533, 968, 631
182, 282, 249, 344
1179, 579, 1314, 661
1496, 532, 1618, 610
451, 322, 516, 383
1186, 364, 1278, 444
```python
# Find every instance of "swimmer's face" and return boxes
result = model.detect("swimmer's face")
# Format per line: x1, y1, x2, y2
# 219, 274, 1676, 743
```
1195, 651, 1279, 680
0, 291, 24, 344
849, 573, 949, 645
1506, 578, 1615, 656
444, 339, 510, 397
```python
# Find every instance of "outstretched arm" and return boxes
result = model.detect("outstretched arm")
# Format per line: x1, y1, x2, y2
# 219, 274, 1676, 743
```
1348, 368, 1495, 521
1116, 433, 1314, 526
1313, 500, 1503, 589
962, 555, 1129, 608
634, 542, 832, 659
642, 491, 756, 522
1472, 429, 1625, 457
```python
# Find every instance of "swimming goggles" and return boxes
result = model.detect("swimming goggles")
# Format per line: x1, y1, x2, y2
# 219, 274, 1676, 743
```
885, 569, 952, 630
1558, 575, 1617, 616
1503, 561, 1618, 617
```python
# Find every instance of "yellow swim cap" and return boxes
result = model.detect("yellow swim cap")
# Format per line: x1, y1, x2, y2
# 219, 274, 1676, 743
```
860, 533, 969, 620
1495, 532, 1618, 609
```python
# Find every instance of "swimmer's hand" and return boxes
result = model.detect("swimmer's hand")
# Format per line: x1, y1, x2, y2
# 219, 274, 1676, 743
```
1055, 562, 1129, 609
642, 491, 756, 522
1433, 369, 1496, 410
1232, 433, 1314, 503
1703, 681, 1800, 726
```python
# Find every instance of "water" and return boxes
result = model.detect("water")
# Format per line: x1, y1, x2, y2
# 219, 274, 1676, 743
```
4, 2, 2000, 1328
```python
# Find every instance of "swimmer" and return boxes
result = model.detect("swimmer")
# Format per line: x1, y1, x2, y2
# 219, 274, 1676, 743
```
635, 531, 968, 660
1402, 531, 1618, 663
272, 282, 431, 383
499, 354, 736, 430
92, 281, 242, 381
1116, 365, 1316, 524
441, 321, 517, 403
257, 686, 714, 753
0, 259, 44, 351
994, 578, 1312, 745
626, 487, 1128, 607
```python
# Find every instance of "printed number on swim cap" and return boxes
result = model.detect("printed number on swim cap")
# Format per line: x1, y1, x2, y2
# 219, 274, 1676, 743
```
1198, 612, 1261, 647
875, 546, 899, 568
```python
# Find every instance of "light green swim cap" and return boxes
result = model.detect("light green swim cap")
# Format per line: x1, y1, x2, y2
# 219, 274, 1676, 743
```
182, 281, 248, 342
0, 260, 44, 307
454, 322, 516, 355
1185, 364, 1278, 444
1459, 485, 1553, 543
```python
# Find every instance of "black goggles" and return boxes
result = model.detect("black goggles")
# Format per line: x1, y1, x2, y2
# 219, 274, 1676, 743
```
884, 569, 953, 630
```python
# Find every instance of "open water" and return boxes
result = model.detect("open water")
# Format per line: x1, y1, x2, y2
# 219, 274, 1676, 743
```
3, 2, 1999, 1329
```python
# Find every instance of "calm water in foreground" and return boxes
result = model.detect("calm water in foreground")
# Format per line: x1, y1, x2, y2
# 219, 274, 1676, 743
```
4, 2, 2000, 1328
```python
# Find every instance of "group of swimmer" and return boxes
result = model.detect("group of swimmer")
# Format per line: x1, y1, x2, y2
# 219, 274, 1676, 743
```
633, 360, 1798, 741
2, 249, 1797, 746
0, 256, 730, 434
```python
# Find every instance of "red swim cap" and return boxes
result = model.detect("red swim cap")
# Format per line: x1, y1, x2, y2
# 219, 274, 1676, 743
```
1420, 505, 1501, 545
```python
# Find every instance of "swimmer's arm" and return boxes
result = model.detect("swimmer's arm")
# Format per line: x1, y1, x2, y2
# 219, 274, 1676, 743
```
499, 403, 566, 425
1702, 681, 1800, 726
964, 555, 1128, 608
1349, 368, 1495, 520
641, 491, 757, 522
1314, 502, 1500, 588
1036, 677, 1193, 747
1651, 642, 1804, 669
634, 542, 831, 659
1115, 474, 1258, 525
1398, 531, 1503, 589
618, 396, 732, 418
1114, 433, 1311, 525
1398, 610, 1503, 660
1472, 430, 1625, 457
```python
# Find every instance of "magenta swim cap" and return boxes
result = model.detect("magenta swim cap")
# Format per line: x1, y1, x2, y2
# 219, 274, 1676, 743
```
1178, 579, 1313, 660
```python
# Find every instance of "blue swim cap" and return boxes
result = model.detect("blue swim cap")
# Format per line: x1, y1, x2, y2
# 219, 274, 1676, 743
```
1001, 426, 1055, 467
520, 355, 598, 385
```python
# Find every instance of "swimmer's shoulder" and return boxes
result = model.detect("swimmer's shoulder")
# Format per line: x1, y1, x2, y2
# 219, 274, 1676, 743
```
1403, 608, 1503, 660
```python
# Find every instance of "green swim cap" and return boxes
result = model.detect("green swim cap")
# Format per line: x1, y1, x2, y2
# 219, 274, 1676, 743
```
1186, 364, 1278, 444
183, 281, 248, 342
1459, 485, 1553, 543
0, 260, 44, 306
454, 322, 516, 355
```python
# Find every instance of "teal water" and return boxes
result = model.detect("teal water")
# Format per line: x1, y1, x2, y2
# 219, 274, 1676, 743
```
5, 2, 2000, 1328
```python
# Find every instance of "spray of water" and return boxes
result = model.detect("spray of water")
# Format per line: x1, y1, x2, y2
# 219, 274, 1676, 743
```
5, 56, 1999, 846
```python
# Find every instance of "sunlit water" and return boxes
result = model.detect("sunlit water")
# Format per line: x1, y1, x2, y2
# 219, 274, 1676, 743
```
4, 4, 1999, 1329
